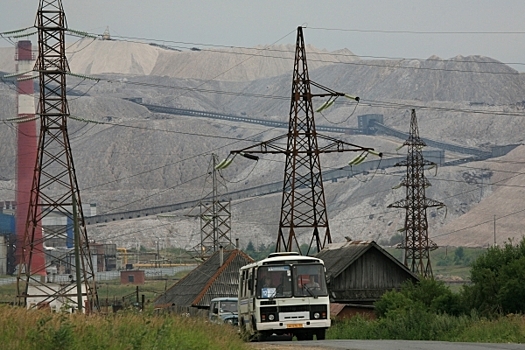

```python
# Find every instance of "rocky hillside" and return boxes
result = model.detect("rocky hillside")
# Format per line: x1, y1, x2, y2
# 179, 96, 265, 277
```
0, 39, 524, 250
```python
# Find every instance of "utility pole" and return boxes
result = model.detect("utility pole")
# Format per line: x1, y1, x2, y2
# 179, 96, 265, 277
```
493, 215, 496, 246
16, 0, 98, 311
155, 239, 160, 268
388, 109, 444, 278
188, 154, 232, 259
229, 27, 380, 255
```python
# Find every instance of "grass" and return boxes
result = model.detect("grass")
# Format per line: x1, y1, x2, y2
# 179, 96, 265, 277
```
0, 271, 188, 306
328, 313, 525, 343
0, 305, 247, 350
452, 314, 525, 343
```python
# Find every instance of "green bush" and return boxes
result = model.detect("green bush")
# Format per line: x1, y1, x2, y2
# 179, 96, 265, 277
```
374, 288, 413, 318
463, 238, 525, 316
375, 279, 465, 317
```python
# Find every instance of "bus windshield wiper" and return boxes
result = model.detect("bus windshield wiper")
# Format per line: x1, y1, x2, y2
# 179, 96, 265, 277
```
303, 285, 317, 298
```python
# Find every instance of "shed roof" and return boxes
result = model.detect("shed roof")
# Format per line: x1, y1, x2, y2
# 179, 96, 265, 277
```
316, 240, 418, 281
154, 249, 253, 309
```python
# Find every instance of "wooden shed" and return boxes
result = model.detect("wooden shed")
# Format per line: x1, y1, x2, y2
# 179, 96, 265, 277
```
154, 249, 253, 310
316, 241, 418, 305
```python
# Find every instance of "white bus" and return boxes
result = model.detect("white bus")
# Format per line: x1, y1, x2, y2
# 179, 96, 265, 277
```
238, 252, 330, 341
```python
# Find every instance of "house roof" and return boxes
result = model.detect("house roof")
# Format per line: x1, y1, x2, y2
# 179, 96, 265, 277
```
330, 303, 374, 316
154, 249, 253, 309
316, 240, 418, 281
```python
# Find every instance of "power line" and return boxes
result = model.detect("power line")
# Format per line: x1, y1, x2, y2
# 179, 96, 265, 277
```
56, 75, 525, 118
94, 32, 525, 70
3, 25, 525, 74
98, 38, 523, 75
87, 156, 525, 247
2, 27, 525, 244
306, 26, 525, 35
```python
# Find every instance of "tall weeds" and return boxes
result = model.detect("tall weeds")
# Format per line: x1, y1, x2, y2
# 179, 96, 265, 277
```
0, 306, 246, 350
329, 312, 525, 343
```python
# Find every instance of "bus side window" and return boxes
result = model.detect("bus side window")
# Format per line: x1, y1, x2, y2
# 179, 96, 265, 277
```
248, 269, 254, 295
240, 271, 245, 298
244, 271, 248, 296
248, 277, 253, 291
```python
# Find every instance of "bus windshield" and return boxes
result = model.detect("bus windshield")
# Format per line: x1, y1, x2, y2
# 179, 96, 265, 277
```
257, 265, 293, 298
257, 263, 328, 299
294, 264, 328, 297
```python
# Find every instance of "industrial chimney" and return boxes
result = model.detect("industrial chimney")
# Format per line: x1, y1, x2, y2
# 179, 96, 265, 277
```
15, 40, 45, 275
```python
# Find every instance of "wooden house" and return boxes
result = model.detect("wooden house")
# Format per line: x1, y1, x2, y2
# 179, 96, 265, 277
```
316, 240, 418, 306
154, 249, 253, 311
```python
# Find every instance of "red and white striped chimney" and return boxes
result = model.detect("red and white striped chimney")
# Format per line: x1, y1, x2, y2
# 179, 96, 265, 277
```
15, 40, 45, 275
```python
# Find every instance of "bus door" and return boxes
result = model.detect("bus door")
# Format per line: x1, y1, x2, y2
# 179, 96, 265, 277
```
239, 267, 255, 322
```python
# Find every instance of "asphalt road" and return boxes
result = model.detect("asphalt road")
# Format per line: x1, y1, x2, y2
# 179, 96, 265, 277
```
263, 340, 525, 350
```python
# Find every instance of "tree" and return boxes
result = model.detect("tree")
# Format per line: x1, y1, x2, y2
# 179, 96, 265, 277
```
246, 240, 255, 253
462, 237, 525, 316
454, 246, 465, 264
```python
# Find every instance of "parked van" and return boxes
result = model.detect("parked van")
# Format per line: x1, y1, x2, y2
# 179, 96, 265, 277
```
209, 297, 238, 326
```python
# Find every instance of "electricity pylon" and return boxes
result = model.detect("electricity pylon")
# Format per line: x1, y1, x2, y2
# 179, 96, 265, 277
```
388, 109, 444, 278
188, 154, 232, 259
16, 0, 98, 312
230, 27, 379, 255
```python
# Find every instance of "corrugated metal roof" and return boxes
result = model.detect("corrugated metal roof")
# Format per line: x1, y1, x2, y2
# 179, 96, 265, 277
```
154, 249, 253, 309
317, 241, 372, 279
316, 240, 417, 280
330, 302, 346, 316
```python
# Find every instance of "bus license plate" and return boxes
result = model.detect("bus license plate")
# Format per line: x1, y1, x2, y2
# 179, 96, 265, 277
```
286, 324, 303, 328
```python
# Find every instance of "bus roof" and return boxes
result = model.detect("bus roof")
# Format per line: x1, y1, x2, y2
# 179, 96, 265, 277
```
240, 254, 323, 270
267, 252, 300, 258
210, 297, 238, 302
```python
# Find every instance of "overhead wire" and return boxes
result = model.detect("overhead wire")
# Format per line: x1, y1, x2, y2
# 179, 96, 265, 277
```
2, 25, 525, 80
68, 76, 525, 118
100, 32, 525, 72
73, 24, 525, 242
306, 26, 525, 35
33, 35, 517, 117
2, 25, 525, 246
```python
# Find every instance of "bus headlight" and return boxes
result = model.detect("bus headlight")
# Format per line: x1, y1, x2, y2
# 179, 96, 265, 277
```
313, 312, 320, 319
268, 314, 275, 321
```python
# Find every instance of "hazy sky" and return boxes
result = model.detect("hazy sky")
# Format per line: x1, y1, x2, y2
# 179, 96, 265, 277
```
2, 0, 525, 70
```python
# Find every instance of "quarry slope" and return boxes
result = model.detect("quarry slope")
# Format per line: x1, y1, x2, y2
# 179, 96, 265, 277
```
0, 40, 524, 249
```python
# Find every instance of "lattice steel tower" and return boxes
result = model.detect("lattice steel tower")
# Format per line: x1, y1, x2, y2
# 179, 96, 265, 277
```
190, 154, 232, 258
231, 27, 377, 255
388, 109, 444, 278
16, 0, 98, 311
